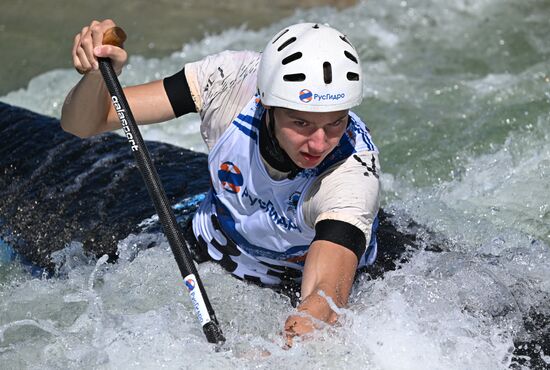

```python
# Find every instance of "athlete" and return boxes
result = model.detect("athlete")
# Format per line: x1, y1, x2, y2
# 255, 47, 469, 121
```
61, 19, 381, 346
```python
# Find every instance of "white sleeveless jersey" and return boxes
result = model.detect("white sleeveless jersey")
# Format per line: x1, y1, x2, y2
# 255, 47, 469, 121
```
192, 96, 378, 285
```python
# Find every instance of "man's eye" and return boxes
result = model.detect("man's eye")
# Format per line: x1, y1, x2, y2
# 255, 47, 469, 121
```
295, 121, 307, 127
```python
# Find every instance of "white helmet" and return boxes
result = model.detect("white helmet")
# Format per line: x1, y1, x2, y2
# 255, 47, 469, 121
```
257, 23, 363, 112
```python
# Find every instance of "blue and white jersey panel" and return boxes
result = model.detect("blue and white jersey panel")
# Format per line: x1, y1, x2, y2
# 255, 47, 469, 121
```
193, 96, 378, 285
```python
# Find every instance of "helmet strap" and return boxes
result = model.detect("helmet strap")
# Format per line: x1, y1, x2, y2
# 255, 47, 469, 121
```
259, 108, 303, 179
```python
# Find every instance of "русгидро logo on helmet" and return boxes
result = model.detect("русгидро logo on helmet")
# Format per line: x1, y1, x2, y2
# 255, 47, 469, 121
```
299, 89, 313, 103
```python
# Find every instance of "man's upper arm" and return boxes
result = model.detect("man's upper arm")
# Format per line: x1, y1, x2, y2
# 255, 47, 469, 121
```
184, 50, 261, 149
303, 150, 381, 259
105, 79, 176, 130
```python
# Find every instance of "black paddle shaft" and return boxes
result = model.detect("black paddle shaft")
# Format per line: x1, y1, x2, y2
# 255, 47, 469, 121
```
97, 48, 224, 344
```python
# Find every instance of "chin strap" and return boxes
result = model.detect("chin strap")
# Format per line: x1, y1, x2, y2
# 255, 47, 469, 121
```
259, 108, 303, 179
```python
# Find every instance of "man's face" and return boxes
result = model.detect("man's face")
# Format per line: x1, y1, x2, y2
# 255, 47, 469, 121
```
270, 107, 349, 169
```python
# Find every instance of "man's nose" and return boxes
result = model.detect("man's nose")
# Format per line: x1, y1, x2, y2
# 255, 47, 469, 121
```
308, 128, 329, 154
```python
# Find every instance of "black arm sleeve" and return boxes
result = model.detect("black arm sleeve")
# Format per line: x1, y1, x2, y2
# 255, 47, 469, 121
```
312, 219, 367, 262
162, 67, 197, 117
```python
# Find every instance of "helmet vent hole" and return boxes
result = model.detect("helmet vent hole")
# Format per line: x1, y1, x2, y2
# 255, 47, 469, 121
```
344, 51, 358, 64
283, 73, 306, 82
272, 29, 289, 44
277, 37, 297, 51
347, 72, 359, 81
323, 62, 332, 84
282, 52, 303, 65
340, 35, 352, 46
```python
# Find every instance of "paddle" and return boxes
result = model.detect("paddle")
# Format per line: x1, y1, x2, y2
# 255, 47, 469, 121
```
98, 27, 224, 345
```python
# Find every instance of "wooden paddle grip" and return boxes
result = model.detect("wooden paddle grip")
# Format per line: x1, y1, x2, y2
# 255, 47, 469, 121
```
103, 27, 127, 48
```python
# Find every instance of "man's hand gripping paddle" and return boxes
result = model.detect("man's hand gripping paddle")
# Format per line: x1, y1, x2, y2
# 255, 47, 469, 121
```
98, 27, 225, 345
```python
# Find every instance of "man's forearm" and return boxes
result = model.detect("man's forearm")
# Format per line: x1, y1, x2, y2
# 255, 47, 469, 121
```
284, 240, 357, 346
61, 70, 114, 138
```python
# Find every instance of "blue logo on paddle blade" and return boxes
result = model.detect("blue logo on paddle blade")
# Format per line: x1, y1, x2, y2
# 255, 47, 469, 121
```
185, 278, 195, 291
218, 161, 244, 194
299, 89, 313, 103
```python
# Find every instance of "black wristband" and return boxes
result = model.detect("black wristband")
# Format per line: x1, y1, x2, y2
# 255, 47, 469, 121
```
312, 219, 366, 262
162, 67, 196, 117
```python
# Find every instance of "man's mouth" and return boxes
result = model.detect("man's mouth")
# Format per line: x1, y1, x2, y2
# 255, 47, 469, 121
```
300, 152, 322, 163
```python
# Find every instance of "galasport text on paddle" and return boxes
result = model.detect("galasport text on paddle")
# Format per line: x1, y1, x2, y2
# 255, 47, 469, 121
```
98, 27, 224, 345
